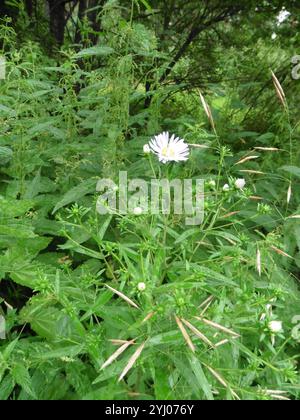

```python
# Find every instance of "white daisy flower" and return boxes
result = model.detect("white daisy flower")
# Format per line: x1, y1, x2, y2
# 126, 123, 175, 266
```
148, 132, 189, 164
235, 178, 246, 190
268, 320, 283, 333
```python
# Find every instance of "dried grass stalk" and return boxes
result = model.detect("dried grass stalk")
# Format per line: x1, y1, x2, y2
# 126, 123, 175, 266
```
109, 339, 132, 345
287, 183, 292, 204
266, 389, 289, 395
101, 340, 135, 370
189, 143, 210, 149
235, 155, 259, 165
141, 311, 156, 324
195, 317, 240, 338
239, 170, 265, 175
200, 298, 213, 317
206, 365, 240, 400
257, 248, 262, 277
221, 211, 240, 219
199, 91, 216, 132
249, 196, 263, 201
215, 339, 230, 347
118, 342, 146, 382
106, 284, 139, 309
215, 337, 239, 347
270, 394, 290, 401
270, 246, 293, 259
181, 318, 215, 348
254, 147, 280, 151
287, 215, 300, 219
175, 316, 195, 352
206, 365, 228, 388
199, 296, 214, 309
271, 70, 286, 108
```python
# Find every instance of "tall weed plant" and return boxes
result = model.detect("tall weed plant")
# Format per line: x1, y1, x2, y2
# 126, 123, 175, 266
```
0, 2, 299, 400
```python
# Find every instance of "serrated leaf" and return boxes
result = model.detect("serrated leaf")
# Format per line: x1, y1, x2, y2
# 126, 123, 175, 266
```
75, 46, 114, 59
11, 364, 36, 399
0, 146, 13, 164
0, 375, 15, 400
52, 178, 97, 214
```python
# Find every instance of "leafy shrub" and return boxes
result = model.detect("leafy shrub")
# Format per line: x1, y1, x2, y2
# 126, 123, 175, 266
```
0, 5, 299, 400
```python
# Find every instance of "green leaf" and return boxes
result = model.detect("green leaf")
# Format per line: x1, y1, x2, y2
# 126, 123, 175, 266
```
173, 355, 205, 399
0, 146, 13, 165
188, 355, 214, 400
138, 0, 153, 11
155, 367, 173, 399
23, 169, 42, 199
11, 364, 36, 399
98, 215, 113, 240
20, 302, 85, 341
3, 338, 19, 360
0, 105, 17, 117
28, 121, 65, 140
280, 166, 300, 178
33, 344, 84, 361
0, 198, 35, 218
52, 178, 97, 214
75, 46, 114, 59
0, 223, 36, 239
0, 375, 15, 400
174, 228, 199, 244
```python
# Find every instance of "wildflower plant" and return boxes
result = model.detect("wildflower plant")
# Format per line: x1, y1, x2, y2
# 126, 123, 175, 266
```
0, 6, 299, 402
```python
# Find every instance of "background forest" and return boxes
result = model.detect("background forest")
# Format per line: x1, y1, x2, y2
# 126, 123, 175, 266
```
0, 0, 300, 400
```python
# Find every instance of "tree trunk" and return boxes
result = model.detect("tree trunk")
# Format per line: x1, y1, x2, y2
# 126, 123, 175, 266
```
25, 0, 33, 17
87, 0, 104, 44
47, 0, 66, 46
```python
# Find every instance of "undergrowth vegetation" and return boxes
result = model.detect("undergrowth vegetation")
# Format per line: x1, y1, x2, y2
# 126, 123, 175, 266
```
0, 0, 299, 400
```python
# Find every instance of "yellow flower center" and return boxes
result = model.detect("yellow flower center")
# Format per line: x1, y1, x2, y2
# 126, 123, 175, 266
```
161, 146, 168, 156
169, 147, 175, 157
161, 146, 175, 158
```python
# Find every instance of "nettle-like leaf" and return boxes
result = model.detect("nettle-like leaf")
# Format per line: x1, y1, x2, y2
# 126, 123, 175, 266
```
52, 178, 98, 214
11, 364, 36, 399
20, 299, 85, 341
0, 147, 13, 165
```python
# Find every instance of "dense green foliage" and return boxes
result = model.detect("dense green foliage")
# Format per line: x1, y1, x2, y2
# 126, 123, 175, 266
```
0, 0, 299, 400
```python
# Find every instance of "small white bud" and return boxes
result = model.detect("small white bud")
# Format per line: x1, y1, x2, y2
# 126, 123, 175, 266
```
137, 282, 146, 291
268, 320, 283, 333
235, 178, 246, 190
208, 180, 216, 188
133, 207, 143, 216
143, 144, 151, 154
223, 183, 230, 191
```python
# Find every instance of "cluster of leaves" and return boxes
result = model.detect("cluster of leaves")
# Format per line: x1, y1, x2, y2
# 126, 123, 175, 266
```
0, 1, 300, 400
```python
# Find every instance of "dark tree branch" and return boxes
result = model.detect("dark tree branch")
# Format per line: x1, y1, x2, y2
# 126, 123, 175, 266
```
159, 6, 243, 84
